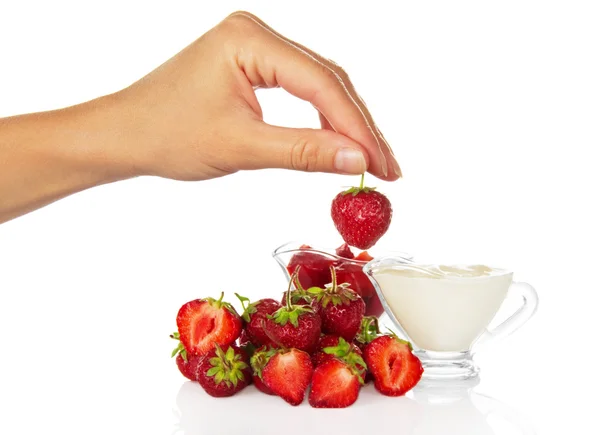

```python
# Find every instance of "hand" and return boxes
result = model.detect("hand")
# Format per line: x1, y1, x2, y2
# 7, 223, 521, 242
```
112, 11, 401, 181
0, 11, 401, 224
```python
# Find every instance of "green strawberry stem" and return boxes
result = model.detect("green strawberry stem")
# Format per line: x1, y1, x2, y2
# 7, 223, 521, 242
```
342, 173, 375, 196
328, 265, 337, 293
216, 291, 225, 306
286, 266, 300, 310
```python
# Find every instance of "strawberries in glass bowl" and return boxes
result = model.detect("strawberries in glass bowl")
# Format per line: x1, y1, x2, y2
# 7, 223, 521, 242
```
272, 241, 411, 317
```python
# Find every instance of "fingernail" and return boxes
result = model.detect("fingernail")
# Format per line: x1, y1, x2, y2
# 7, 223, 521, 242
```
334, 148, 367, 174
392, 158, 402, 177
381, 161, 389, 177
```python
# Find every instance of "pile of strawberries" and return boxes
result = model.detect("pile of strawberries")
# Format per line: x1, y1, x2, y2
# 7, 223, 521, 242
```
170, 265, 423, 408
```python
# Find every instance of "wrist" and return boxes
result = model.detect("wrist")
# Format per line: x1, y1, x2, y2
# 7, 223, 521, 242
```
67, 94, 146, 182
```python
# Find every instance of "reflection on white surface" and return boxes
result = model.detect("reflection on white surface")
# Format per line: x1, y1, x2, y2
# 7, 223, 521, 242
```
172, 377, 536, 435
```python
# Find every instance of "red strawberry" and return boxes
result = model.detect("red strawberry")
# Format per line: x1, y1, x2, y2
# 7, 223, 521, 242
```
235, 294, 281, 347
287, 245, 335, 290
309, 359, 361, 408
364, 335, 424, 396
176, 293, 242, 356
365, 293, 384, 317
195, 344, 251, 397
263, 268, 322, 353
335, 242, 354, 259
331, 174, 392, 250
312, 335, 367, 383
262, 348, 313, 406
334, 261, 376, 300
310, 266, 365, 341
354, 251, 374, 262
249, 345, 279, 395
279, 269, 316, 306
353, 316, 381, 383
238, 329, 257, 359
170, 332, 203, 381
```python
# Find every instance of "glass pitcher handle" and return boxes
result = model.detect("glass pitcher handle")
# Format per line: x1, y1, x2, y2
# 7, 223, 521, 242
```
473, 281, 539, 353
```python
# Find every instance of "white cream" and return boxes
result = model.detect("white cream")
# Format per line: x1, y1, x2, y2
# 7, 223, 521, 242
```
373, 264, 512, 352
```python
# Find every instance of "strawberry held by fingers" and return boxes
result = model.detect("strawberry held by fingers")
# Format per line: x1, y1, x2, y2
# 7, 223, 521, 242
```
331, 174, 392, 250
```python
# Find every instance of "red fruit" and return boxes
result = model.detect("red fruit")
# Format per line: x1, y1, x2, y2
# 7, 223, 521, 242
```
176, 293, 242, 356
334, 261, 376, 300
262, 348, 313, 406
170, 332, 203, 381
309, 359, 361, 408
253, 374, 273, 395
364, 335, 424, 396
263, 269, 322, 353
331, 174, 392, 250
354, 251, 374, 262
335, 243, 354, 259
312, 335, 367, 383
250, 345, 279, 396
365, 293, 384, 317
235, 294, 281, 347
196, 344, 252, 397
287, 245, 335, 289
310, 266, 365, 341
238, 330, 257, 359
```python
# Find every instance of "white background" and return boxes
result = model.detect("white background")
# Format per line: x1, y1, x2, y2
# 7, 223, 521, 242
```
1, 1, 598, 434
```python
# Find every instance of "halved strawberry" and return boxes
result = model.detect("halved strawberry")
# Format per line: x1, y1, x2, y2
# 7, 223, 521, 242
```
312, 335, 367, 383
262, 348, 313, 406
364, 335, 424, 396
176, 293, 242, 356
309, 359, 361, 408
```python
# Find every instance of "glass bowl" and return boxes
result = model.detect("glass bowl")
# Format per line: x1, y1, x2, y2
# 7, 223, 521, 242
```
272, 241, 412, 317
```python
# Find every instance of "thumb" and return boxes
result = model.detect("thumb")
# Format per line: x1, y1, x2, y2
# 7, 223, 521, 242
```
241, 124, 369, 175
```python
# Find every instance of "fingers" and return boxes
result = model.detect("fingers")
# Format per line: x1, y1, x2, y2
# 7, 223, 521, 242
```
237, 121, 370, 175
319, 112, 334, 131
223, 12, 401, 181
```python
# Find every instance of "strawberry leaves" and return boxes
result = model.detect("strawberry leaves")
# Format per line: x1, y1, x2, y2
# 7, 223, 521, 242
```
206, 344, 249, 388
323, 337, 367, 384
234, 293, 258, 323
170, 332, 188, 362
268, 266, 316, 328
310, 266, 359, 308
355, 316, 381, 347
340, 173, 376, 196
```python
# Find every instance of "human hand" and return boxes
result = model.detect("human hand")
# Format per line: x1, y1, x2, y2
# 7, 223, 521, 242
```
111, 11, 401, 181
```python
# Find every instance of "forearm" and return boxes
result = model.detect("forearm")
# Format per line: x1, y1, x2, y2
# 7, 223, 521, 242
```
0, 96, 138, 224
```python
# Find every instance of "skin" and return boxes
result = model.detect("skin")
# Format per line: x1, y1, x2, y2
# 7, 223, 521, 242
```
0, 11, 401, 225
